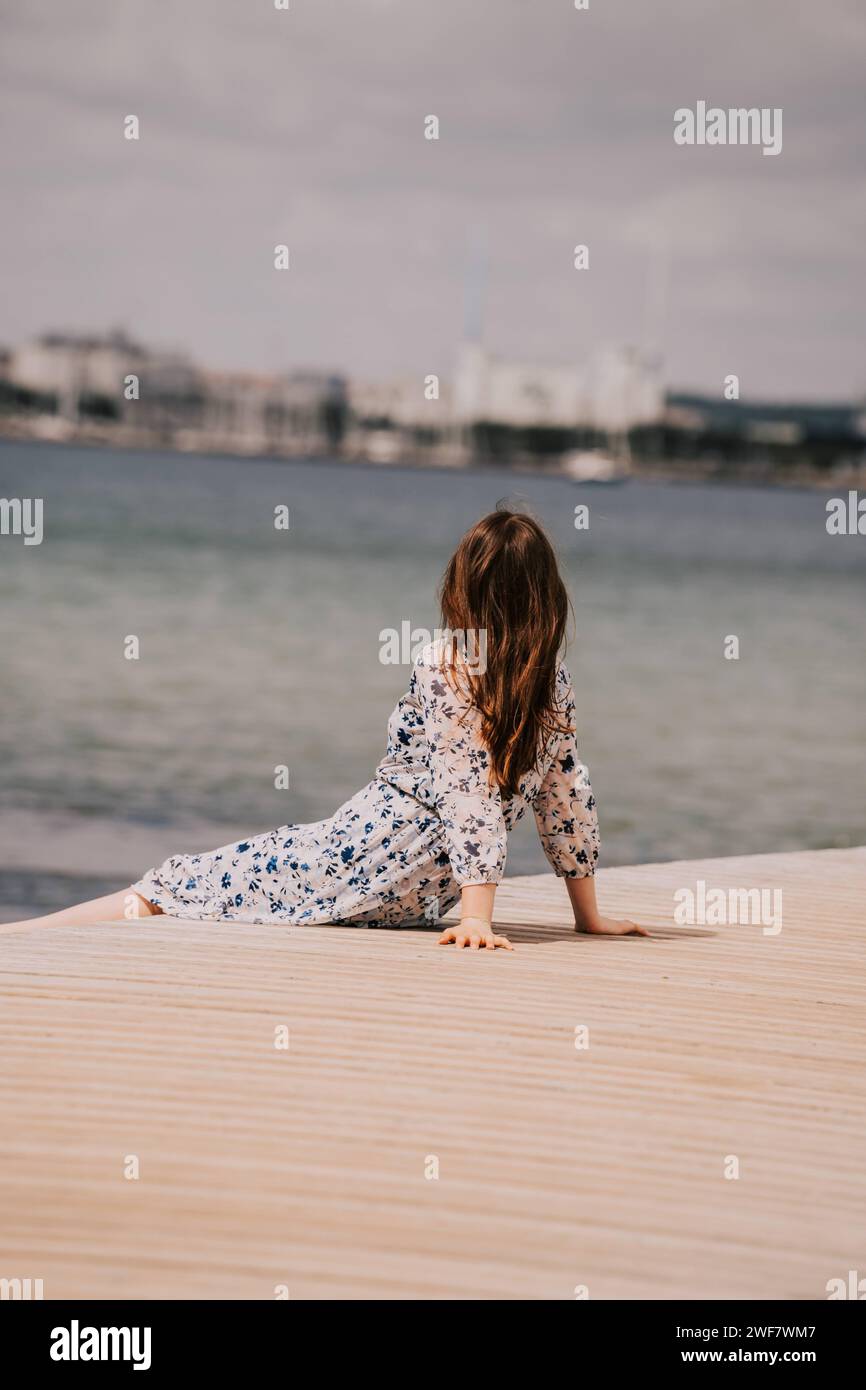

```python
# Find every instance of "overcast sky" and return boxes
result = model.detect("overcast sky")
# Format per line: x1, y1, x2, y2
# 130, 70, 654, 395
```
1, 0, 864, 399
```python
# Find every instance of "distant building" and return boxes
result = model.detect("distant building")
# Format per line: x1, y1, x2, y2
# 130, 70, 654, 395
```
5, 330, 347, 455
451, 341, 662, 462
454, 342, 661, 429
347, 376, 454, 464
122, 354, 205, 438
588, 347, 664, 434
194, 370, 347, 454
10, 330, 147, 419
661, 391, 866, 471
454, 343, 586, 428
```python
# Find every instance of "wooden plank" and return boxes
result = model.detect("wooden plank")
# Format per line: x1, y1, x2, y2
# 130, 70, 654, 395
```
1, 847, 864, 1300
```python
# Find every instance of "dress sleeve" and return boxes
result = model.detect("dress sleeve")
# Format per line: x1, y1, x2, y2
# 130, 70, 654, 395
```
415, 647, 507, 887
532, 665, 600, 878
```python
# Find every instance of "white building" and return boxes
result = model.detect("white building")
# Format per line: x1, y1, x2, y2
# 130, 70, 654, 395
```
587, 346, 664, 433
453, 343, 587, 427
453, 342, 662, 432
10, 331, 147, 416
349, 376, 452, 429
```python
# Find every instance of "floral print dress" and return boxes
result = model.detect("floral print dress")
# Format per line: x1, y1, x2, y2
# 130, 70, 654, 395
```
132, 642, 600, 927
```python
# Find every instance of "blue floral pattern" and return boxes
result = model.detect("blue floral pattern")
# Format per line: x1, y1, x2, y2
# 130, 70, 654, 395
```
132, 641, 599, 926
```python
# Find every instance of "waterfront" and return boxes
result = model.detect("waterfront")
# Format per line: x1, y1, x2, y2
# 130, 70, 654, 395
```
0, 440, 864, 918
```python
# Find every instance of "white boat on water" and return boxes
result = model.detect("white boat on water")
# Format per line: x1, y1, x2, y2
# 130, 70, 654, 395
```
560, 449, 628, 482
362, 429, 403, 464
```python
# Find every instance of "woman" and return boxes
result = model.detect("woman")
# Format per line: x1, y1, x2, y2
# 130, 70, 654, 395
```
7, 509, 645, 948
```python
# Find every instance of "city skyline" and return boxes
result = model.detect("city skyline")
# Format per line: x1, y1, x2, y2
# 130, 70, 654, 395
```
1, 1, 864, 400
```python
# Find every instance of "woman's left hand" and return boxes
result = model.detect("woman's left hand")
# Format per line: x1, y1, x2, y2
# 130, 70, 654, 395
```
438, 923, 514, 950
575, 915, 649, 936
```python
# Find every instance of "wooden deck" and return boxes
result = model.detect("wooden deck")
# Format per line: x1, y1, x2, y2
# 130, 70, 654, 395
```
1, 846, 864, 1300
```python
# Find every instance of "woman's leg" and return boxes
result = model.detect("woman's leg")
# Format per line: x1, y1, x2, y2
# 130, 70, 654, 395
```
1, 888, 162, 932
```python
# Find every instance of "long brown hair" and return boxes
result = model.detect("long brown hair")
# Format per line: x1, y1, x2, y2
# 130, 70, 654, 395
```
439, 508, 571, 798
